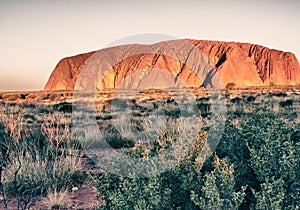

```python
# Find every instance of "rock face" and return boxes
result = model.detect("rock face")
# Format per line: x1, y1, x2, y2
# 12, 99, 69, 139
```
44, 39, 300, 91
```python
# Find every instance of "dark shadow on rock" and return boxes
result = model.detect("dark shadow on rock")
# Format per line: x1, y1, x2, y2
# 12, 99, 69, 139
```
200, 53, 226, 88
200, 68, 218, 88
215, 53, 226, 68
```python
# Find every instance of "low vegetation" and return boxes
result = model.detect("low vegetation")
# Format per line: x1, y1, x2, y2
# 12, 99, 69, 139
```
0, 90, 299, 209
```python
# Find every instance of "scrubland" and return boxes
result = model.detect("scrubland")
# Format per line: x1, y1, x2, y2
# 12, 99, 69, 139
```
0, 87, 299, 209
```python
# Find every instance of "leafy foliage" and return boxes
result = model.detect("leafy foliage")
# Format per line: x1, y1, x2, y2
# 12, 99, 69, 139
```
191, 156, 246, 210
94, 107, 300, 209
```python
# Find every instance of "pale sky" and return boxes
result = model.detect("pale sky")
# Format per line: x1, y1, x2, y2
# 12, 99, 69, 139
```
0, 0, 299, 91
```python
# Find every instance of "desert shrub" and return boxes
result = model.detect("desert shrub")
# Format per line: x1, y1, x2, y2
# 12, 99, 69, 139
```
95, 149, 248, 209
246, 95, 256, 103
197, 102, 211, 117
279, 99, 293, 107
157, 164, 203, 209
95, 160, 203, 209
94, 119, 221, 209
98, 174, 173, 209
253, 177, 286, 210
96, 114, 113, 120
91, 107, 300, 209
49, 93, 58, 101
229, 97, 245, 116
230, 97, 243, 104
274, 92, 287, 97
53, 102, 73, 113
226, 82, 236, 90
4, 94, 19, 102
191, 156, 247, 210
105, 135, 135, 149
215, 116, 255, 191
240, 110, 300, 209
108, 98, 128, 111
105, 127, 135, 149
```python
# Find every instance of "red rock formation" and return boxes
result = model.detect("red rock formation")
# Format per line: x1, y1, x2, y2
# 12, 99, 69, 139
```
44, 39, 300, 91
44, 52, 95, 91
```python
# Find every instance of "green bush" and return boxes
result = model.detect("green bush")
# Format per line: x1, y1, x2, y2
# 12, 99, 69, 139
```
241, 111, 300, 209
279, 99, 293, 107
93, 108, 300, 209
191, 156, 246, 210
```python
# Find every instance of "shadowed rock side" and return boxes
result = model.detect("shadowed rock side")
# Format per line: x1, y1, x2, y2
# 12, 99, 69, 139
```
44, 39, 300, 91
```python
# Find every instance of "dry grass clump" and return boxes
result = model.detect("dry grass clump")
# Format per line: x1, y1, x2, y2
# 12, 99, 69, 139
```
41, 112, 71, 150
41, 189, 73, 209
0, 107, 85, 209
